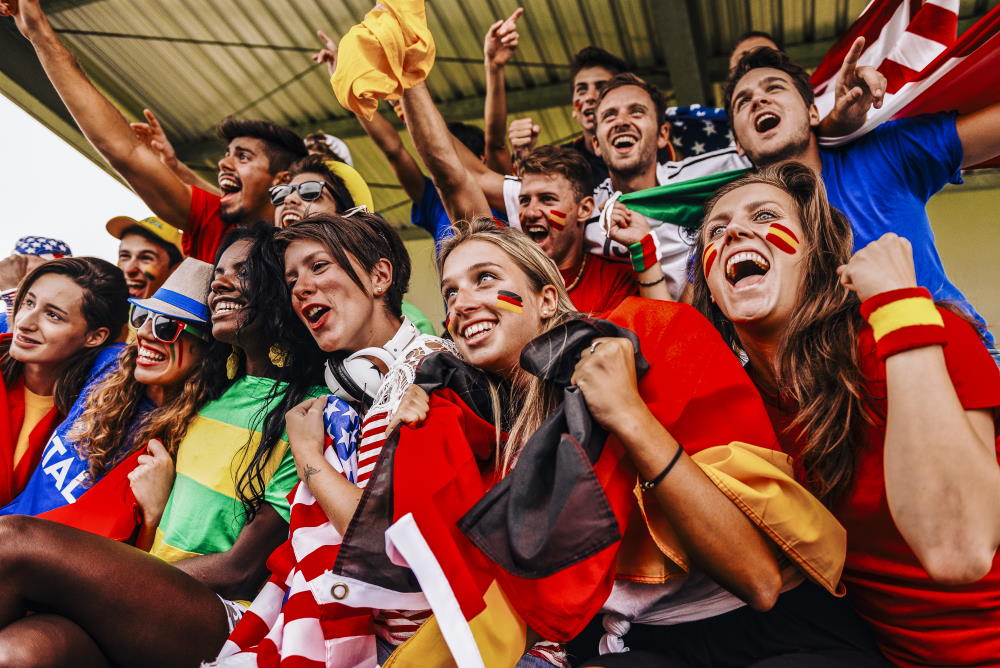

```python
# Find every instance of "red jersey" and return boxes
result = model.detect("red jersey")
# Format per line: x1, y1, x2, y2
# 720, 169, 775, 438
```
183, 186, 229, 263
561, 255, 638, 318
760, 308, 1000, 667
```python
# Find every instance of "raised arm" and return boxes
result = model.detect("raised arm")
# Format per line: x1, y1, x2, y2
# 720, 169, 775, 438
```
2, 0, 194, 229
482, 8, 523, 174
817, 36, 886, 138
957, 101, 1000, 168
839, 233, 1000, 584
402, 83, 491, 222
131, 108, 220, 195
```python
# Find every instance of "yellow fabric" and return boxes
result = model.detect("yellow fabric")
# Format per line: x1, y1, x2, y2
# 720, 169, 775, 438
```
326, 160, 375, 211
619, 442, 847, 595
384, 580, 526, 668
331, 0, 436, 120
14, 389, 54, 467
867, 297, 944, 341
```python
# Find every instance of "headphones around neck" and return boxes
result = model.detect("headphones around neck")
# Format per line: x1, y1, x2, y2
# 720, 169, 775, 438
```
324, 318, 419, 403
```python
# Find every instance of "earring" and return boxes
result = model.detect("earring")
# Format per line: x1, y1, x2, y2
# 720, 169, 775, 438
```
269, 343, 289, 368
226, 346, 240, 380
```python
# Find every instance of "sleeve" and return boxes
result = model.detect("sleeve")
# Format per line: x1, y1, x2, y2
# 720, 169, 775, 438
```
183, 186, 223, 259
876, 113, 964, 200
502, 176, 522, 228
939, 307, 1000, 412
263, 448, 299, 522
409, 176, 442, 238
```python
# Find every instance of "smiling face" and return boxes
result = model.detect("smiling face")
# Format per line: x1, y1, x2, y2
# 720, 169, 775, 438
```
209, 239, 253, 345
440, 240, 557, 377
701, 183, 805, 336
517, 173, 592, 270
118, 233, 174, 299
729, 68, 820, 167
274, 172, 340, 227
133, 321, 203, 388
593, 85, 668, 178
284, 238, 381, 353
9, 273, 108, 366
572, 65, 615, 134
217, 137, 278, 224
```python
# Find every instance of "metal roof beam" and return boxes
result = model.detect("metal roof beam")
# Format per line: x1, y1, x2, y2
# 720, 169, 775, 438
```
650, 0, 711, 105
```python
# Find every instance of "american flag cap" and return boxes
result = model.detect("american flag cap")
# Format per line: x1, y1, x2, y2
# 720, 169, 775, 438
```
13, 236, 72, 258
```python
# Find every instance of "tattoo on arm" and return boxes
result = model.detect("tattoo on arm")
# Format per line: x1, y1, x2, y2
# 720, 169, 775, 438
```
302, 464, 320, 481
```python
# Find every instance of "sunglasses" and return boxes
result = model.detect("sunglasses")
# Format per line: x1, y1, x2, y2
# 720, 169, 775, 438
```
268, 180, 330, 206
129, 305, 208, 344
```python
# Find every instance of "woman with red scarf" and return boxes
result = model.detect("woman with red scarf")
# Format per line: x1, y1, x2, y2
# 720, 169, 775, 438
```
0, 257, 127, 505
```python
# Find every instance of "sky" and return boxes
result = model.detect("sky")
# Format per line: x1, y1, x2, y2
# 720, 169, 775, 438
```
0, 95, 153, 263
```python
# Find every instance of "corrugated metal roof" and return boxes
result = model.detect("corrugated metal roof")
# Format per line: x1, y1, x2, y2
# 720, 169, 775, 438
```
4, 0, 998, 228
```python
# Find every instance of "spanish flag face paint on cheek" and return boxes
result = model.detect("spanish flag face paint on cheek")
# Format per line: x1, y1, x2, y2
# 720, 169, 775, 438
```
702, 241, 719, 278
765, 223, 799, 255
544, 209, 568, 230
495, 290, 524, 314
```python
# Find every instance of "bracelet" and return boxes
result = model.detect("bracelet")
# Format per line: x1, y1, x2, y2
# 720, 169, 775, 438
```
638, 275, 666, 287
859, 287, 947, 360
628, 234, 658, 273
639, 444, 684, 492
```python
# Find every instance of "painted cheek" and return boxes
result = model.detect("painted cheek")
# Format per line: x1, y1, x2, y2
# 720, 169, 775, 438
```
702, 241, 720, 277
543, 209, 568, 230
765, 223, 800, 255
495, 290, 525, 314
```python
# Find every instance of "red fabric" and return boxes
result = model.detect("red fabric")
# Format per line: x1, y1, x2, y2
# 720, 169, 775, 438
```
183, 186, 228, 263
561, 256, 638, 318
0, 336, 62, 505
38, 449, 143, 541
760, 308, 1000, 667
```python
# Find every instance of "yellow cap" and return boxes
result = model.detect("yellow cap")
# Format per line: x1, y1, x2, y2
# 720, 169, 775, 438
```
106, 216, 183, 255
325, 160, 375, 212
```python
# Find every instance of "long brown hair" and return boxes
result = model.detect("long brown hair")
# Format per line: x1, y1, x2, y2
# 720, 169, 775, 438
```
1, 257, 128, 413
70, 335, 228, 480
691, 163, 868, 504
437, 218, 581, 472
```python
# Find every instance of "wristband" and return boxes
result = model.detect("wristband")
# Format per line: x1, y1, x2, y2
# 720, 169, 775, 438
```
859, 287, 947, 360
629, 234, 658, 273
640, 444, 684, 492
638, 275, 666, 288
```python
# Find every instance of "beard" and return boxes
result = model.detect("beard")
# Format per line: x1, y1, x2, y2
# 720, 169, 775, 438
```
745, 125, 812, 168
219, 203, 247, 225
605, 141, 656, 182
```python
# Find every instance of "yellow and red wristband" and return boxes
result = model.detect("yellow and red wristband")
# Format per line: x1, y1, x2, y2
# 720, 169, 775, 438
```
629, 234, 658, 273
860, 287, 947, 360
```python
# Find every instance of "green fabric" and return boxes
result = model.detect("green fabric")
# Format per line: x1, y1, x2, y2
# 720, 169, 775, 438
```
618, 168, 750, 229
402, 300, 436, 335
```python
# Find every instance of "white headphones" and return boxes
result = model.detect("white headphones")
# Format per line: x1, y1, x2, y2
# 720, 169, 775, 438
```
324, 318, 420, 403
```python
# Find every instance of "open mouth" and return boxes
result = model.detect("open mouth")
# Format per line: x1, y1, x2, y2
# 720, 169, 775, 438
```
218, 173, 242, 196
754, 112, 780, 133
126, 281, 147, 297
611, 134, 638, 151
137, 344, 167, 365
302, 303, 331, 328
280, 209, 302, 226
14, 333, 41, 346
461, 319, 497, 345
212, 298, 245, 321
726, 251, 770, 286
525, 223, 549, 242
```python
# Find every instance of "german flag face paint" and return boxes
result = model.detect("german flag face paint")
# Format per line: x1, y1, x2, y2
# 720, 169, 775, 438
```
143, 269, 158, 283
495, 290, 524, 314
702, 240, 720, 277
444, 312, 456, 336
765, 223, 799, 255
544, 209, 568, 230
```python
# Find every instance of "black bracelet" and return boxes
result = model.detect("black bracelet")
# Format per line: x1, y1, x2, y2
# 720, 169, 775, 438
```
639, 444, 683, 492
638, 274, 667, 287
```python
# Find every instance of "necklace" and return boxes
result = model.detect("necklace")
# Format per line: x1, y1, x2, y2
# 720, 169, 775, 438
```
564, 254, 589, 293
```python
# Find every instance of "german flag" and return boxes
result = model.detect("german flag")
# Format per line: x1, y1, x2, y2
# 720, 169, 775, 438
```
703, 242, 719, 277
496, 290, 524, 314
765, 223, 799, 255
544, 209, 568, 230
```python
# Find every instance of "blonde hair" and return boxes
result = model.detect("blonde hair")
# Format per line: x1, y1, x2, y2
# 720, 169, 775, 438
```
438, 218, 581, 471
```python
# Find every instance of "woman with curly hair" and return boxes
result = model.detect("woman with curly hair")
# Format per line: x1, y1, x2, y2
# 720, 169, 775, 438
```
692, 162, 1000, 666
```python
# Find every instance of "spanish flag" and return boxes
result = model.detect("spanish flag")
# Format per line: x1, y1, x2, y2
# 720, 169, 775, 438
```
765, 223, 800, 254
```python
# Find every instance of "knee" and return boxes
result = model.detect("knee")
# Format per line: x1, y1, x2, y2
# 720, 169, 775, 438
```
0, 515, 50, 576
0, 642, 41, 668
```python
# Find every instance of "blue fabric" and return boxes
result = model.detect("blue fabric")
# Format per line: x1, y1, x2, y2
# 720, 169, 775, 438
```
0, 344, 132, 517
410, 176, 507, 251
13, 236, 72, 256
820, 113, 992, 345
0, 311, 7, 335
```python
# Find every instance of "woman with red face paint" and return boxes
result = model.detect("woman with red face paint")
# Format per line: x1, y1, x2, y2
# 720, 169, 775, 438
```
364, 218, 884, 667
693, 162, 1000, 667
0, 257, 128, 507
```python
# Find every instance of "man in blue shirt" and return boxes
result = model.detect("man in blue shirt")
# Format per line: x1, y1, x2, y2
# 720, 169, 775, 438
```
724, 47, 1000, 344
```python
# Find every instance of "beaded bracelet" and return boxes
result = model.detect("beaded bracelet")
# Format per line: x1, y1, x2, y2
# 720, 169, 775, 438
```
628, 234, 658, 274
859, 287, 947, 360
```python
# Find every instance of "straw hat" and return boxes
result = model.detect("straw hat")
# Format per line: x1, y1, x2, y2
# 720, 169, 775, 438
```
128, 257, 212, 324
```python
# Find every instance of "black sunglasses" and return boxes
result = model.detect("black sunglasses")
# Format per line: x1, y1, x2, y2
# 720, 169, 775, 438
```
268, 180, 330, 206
129, 305, 208, 344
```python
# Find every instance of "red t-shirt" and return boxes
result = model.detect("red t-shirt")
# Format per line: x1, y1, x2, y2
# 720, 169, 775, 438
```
561, 255, 638, 318
183, 186, 228, 263
760, 308, 1000, 667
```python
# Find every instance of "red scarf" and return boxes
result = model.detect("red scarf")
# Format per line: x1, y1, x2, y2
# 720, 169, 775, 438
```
0, 345, 62, 505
